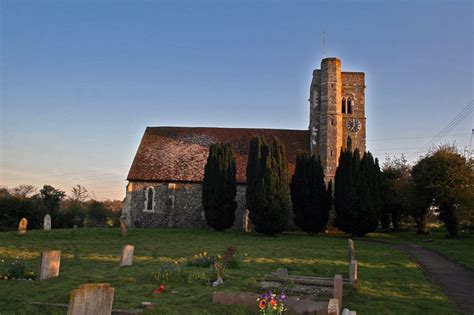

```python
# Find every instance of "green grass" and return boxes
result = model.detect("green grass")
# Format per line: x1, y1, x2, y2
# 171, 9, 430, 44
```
367, 227, 474, 270
0, 228, 461, 314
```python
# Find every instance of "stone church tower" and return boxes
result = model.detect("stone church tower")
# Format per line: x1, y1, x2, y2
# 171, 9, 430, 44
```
309, 57, 366, 182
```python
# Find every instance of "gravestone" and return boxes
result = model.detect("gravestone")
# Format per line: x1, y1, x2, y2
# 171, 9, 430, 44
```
276, 268, 288, 277
39, 250, 61, 281
342, 308, 357, 315
18, 218, 28, 235
67, 283, 115, 315
348, 239, 355, 264
120, 220, 127, 239
120, 245, 134, 266
243, 209, 251, 233
327, 298, 339, 315
350, 260, 358, 290
44, 214, 51, 231
333, 274, 343, 308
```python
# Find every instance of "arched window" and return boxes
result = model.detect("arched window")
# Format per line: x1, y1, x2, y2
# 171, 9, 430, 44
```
145, 186, 155, 211
347, 136, 352, 151
347, 98, 353, 114
342, 98, 346, 114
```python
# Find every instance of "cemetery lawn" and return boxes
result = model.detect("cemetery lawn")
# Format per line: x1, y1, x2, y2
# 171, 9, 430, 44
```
367, 227, 474, 270
0, 228, 462, 314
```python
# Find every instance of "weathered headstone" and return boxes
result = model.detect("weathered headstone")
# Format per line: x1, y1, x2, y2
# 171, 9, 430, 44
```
244, 209, 251, 233
39, 250, 61, 281
120, 245, 134, 266
348, 239, 355, 264
44, 214, 51, 231
350, 260, 358, 290
67, 283, 115, 315
18, 218, 28, 235
119, 220, 127, 239
327, 298, 339, 315
276, 268, 288, 277
333, 274, 343, 308
342, 308, 357, 315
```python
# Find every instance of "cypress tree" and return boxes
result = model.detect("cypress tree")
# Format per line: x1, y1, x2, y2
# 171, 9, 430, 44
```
202, 143, 237, 231
291, 152, 332, 234
246, 136, 290, 235
335, 149, 383, 236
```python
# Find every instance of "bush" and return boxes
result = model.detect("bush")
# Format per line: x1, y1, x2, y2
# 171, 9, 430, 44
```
0, 197, 44, 231
57, 204, 86, 228
87, 200, 108, 226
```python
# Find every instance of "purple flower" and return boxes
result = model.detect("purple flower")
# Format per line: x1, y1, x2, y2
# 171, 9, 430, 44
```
278, 292, 287, 301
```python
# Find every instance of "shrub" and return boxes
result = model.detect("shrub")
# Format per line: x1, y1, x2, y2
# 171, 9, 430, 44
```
87, 200, 108, 226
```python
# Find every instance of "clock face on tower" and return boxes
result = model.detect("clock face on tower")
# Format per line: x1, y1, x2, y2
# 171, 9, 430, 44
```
347, 119, 361, 133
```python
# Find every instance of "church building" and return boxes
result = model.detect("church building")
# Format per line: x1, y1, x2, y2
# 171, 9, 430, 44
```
122, 57, 366, 228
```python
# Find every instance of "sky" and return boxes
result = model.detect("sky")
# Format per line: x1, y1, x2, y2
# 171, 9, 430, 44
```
1, 0, 473, 200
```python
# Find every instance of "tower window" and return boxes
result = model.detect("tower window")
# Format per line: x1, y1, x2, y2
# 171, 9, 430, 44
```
347, 98, 353, 114
342, 98, 346, 114
347, 136, 352, 151
331, 119, 334, 126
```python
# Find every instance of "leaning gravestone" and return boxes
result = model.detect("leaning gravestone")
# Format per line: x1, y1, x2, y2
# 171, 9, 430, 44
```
18, 218, 28, 235
67, 283, 115, 315
44, 214, 51, 231
120, 245, 134, 266
39, 250, 61, 281
348, 239, 355, 264
119, 219, 127, 239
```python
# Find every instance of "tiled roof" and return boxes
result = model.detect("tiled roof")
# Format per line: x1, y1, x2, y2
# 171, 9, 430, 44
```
127, 127, 310, 184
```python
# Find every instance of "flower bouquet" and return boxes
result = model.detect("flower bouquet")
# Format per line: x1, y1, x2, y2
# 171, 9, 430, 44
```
257, 291, 287, 314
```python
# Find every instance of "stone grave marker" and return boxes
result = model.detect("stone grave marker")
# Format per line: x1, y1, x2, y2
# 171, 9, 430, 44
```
67, 283, 115, 315
120, 219, 127, 239
120, 245, 134, 266
350, 260, 358, 290
342, 308, 357, 315
348, 239, 355, 264
276, 268, 288, 277
18, 218, 28, 235
44, 214, 51, 231
327, 298, 339, 315
38, 250, 61, 281
333, 274, 343, 308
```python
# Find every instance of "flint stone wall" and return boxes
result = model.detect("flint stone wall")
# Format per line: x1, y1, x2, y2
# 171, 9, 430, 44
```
125, 181, 296, 230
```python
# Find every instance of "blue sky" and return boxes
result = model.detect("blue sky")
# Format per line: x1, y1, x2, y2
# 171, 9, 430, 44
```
1, 0, 473, 200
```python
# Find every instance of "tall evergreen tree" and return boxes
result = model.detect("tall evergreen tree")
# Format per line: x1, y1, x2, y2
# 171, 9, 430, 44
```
334, 149, 382, 236
246, 136, 290, 235
291, 152, 332, 234
202, 143, 237, 231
